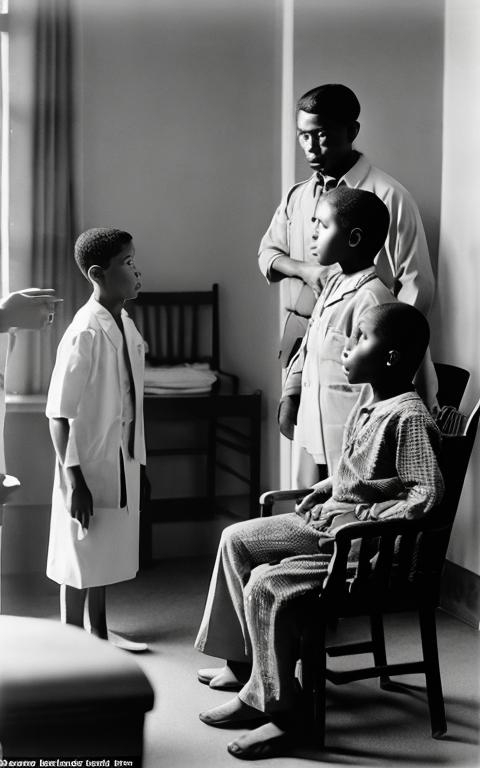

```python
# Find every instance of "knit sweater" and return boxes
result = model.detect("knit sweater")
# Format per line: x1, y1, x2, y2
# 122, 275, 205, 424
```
324, 390, 444, 521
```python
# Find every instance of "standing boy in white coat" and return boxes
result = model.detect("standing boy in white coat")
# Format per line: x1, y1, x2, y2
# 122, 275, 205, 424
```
46, 228, 146, 652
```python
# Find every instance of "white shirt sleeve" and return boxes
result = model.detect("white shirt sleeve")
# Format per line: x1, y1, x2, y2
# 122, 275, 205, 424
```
385, 188, 435, 315
258, 192, 291, 283
46, 329, 95, 420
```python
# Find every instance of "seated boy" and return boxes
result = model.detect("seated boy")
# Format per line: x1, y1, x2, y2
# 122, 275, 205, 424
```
194, 302, 444, 760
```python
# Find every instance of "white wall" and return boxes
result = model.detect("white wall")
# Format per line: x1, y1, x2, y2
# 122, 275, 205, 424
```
293, 0, 444, 266
431, 0, 480, 576
74, 0, 282, 494
8, 1, 478, 578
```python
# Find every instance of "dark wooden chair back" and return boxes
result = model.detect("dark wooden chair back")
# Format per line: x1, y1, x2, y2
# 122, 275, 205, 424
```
128, 285, 219, 368
129, 284, 261, 565
434, 362, 470, 408
322, 394, 480, 615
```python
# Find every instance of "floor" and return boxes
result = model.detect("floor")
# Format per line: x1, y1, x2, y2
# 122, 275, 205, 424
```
2, 558, 480, 768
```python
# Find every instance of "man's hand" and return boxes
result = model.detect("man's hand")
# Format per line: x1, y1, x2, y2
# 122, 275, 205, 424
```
278, 394, 300, 440
0, 288, 63, 331
298, 263, 326, 297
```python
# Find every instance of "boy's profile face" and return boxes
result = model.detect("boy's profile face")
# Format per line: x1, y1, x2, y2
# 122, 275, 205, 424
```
342, 312, 389, 385
98, 240, 142, 302
310, 199, 351, 268
296, 110, 356, 175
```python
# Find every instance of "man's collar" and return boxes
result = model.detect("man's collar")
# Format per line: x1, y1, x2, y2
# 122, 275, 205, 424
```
340, 153, 371, 187
310, 153, 372, 195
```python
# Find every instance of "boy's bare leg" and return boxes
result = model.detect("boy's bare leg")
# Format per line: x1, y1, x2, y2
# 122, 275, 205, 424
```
85, 586, 147, 651
60, 584, 87, 628
87, 586, 108, 639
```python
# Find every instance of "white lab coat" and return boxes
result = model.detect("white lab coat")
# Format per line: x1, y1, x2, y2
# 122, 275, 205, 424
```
46, 296, 146, 588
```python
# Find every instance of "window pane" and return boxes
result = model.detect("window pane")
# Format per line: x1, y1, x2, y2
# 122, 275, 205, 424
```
0, 10, 8, 296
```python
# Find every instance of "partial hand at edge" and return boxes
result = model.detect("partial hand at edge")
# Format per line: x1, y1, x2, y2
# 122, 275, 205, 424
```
0, 288, 63, 331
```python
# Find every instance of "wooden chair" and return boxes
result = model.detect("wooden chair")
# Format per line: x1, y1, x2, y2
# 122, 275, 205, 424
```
128, 285, 262, 564
260, 392, 480, 745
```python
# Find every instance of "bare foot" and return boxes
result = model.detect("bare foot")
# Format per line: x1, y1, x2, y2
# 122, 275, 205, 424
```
198, 661, 250, 690
227, 721, 294, 759
199, 696, 266, 728
108, 631, 148, 653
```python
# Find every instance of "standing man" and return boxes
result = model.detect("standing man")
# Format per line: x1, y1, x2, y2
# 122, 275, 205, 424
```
258, 84, 436, 485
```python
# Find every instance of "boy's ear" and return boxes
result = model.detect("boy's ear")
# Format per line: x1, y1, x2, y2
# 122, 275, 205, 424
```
386, 349, 400, 368
87, 264, 104, 285
348, 227, 363, 247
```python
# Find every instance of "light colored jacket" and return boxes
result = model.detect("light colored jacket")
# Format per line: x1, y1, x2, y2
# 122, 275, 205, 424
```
258, 154, 435, 336
46, 296, 146, 508
285, 267, 396, 472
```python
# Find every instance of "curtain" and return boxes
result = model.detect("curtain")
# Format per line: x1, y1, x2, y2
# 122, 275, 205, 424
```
27, 0, 87, 393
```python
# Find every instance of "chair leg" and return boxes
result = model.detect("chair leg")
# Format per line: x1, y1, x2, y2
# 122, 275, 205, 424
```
301, 618, 327, 746
419, 607, 447, 738
370, 613, 391, 689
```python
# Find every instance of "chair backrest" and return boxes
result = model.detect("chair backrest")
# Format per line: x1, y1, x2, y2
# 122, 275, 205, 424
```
324, 394, 480, 614
434, 362, 470, 408
128, 284, 220, 368
437, 395, 480, 522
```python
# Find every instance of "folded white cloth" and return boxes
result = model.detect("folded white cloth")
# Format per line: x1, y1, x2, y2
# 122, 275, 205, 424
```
144, 363, 217, 395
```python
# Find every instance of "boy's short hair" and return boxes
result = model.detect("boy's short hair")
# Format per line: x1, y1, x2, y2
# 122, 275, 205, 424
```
296, 84, 360, 123
74, 227, 132, 279
369, 303, 430, 377
324, 186, 390, 260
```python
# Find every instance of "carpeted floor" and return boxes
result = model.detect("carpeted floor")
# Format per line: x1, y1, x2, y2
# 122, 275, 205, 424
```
3, 557, 480, 768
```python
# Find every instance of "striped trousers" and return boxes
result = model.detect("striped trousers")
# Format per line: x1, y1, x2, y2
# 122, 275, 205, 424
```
195, 512, 334, 714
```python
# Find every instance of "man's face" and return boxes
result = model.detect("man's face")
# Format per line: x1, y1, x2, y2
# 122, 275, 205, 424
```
296, 110, 357, 175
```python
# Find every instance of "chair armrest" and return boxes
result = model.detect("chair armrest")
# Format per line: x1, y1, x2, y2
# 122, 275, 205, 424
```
260, 488, 314, 517
330, 516, 421, 542
330, 513, 448, 544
